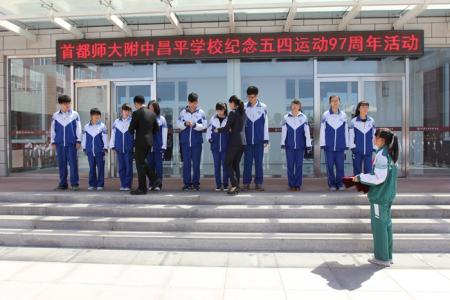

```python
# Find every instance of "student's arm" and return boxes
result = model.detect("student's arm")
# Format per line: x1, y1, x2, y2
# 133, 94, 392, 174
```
50, 117, 56, 145
193, 111, 207, 131
109, 121, 116, 149
206, 117, 213, 142
102, 125, 108, 151
280, 117, 287, 148
176, 110, 187, 130
320, 114, 326, 148
357, 154, 388, 186
218, 111, 235, 133
348, 119, 356, 150
372, 120, 377, 151
344, 114, 349, 149
161, 116, 168, 150
75, 114, 82, 146
81, 128, 86, 151
304, 120, 312, 148
263, 107, 269, 144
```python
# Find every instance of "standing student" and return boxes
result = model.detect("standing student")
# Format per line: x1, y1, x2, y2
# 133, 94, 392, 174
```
353, 128, 399, 267
147, 100, 168, 191
216, 95, 246, 195
128, 95, 160, 195
349, 101, 376, 175
206, 102, 229, 191
176, 92, 207, 191
82, 108, 108, 191
320, 95, 349, 191
110, 104, 134, 191
281, 99, 312, 191
51, 95, 82, 191
243, 86, 269, 191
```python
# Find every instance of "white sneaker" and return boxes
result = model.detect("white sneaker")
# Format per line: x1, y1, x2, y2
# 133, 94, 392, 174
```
153, 186, 161, 191
87, 186, 95, 191
148, 186, 153, 191
122, 187, 130, 191
97, 187, 104, 191
368, 257, 391, 267
337, 186, 346, 191
329, 187, 337, 192
119, 187, 126, 191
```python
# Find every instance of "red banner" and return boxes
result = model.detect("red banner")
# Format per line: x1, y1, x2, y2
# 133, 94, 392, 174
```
56, 30, 423, 64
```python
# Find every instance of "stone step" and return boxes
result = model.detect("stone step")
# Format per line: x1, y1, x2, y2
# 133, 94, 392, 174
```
0, 215, 448, 233
0, 228, 448, 252
0, 202, 449, 218
1, 192, 450, 205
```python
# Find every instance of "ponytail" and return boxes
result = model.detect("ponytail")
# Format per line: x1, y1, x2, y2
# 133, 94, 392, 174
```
375, 128, 399, 163
229, 95, 244, 115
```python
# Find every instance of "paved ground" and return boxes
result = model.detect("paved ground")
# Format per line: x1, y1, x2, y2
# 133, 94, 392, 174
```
0, 247, 449, 300
2, 174, 450, 193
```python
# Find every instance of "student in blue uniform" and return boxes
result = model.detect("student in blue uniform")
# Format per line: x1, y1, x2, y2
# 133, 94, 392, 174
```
110, 104, 134, 191
281, 99, 312, 191
51, 95, 82, 191
349, 101, 376, 175
176, 92, 207, 191
82, 108, 108, 191
147, 100, 168, 191
243, 86, 269, 191
320, 95, 349, 191
206, 102, 229, 191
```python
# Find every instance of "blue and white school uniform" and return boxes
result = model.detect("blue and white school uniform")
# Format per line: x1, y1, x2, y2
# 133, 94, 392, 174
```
147, 115, 168, 188
243, 100, 269, 185
349, 115, 376, 175
281, 112, 312, 189
82, 121, 108, 188
320, 109, 349, 189
50, 109, 82, 188
206, 114, 230, 189
176, 106, 207, 187
110, 117, 134, 189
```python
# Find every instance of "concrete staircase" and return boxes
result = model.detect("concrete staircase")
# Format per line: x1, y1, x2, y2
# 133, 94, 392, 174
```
0, 192, 449, 252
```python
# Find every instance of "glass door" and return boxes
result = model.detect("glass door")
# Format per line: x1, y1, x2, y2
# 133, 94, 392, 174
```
74, 81, 111, 176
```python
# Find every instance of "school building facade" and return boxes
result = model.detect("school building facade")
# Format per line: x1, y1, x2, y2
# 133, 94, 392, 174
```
0, 0, 450, 179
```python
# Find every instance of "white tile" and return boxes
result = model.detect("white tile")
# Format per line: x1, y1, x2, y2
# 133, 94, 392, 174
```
0, 261, 33, 281
97, 286, 163, 300
386, 269, 450, 292
9, 261, 75, 283
279, 267, 342, 291
0, 282, 50, 300
168, 266, 226, 289
33, 283, 104, 300
115, 265, 172, 287
226, 268, 283, 290
330, 268, 402, 291
286, 290, 349, 300
162, 287, 223, 300
224, 289, 286, 300
60, 263, 126, 285
410, 291, 450, 300
347, 291, 413, 300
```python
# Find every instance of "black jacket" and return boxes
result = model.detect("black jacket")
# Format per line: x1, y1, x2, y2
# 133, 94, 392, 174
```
128, 106, 159, 148
218, 110, 246, 147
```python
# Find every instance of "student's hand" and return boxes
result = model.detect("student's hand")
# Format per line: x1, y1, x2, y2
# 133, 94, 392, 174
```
214, 128, 219, 133
75, 143, 81, 150
352, 176, 359, 182
184, 121, 191, 127
52, 144, 56, 150
104, 149, 108, 153
281, 145, 285, 150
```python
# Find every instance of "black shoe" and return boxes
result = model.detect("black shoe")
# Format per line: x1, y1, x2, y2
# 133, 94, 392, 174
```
193, 185, 200, 191
255, 184, 264, 192
54, 185, 68, 191
71, 186, 80, 191
130, 188, 147, 195
182, 185, 191, 191
227, 187, 238, 195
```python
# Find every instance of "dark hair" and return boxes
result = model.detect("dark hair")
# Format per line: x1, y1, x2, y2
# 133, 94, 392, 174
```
354, 100, 369, 117
215, 102, 228, 116
148, 100, 161, 116
188, 92, 198, 102
291, 98, 302, 110
229, 95, 244, 115
329, 95, 340, 103
121, 103, 132, 111
246, 86, 259, 96
134, 95, 145, 104
375, 128, 399, 163
58, 94, 71, 104
90, 107, 101, 116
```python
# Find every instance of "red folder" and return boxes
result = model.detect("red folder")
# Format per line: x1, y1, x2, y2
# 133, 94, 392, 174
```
343, 176, 370, 194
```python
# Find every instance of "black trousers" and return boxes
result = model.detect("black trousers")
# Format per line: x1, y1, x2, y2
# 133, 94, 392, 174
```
135, 145, 159, 190
226, 145, 244, 188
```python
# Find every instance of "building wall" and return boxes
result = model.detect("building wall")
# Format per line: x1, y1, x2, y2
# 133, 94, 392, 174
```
1, 16, 450, 176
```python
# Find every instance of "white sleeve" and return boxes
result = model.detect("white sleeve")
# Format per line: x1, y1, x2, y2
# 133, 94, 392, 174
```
161, 116, 168, 150
194, 111, 207, 131
304, 121, 312, 148
320, 114, 326, 147
102, 125, 108, 150
358, 153, 388, 186
264, 108, 269, 142
176, 111, 186, 130
75, 114, 82, 143
344, 115, 349, 149
81, 129, 86, 150
206, 117, 213, 141
109, 121, 116, 149
50, 117, 56, 144
349, 119, 356, 150
372, 120, 377, 151
280, 117, 287, 146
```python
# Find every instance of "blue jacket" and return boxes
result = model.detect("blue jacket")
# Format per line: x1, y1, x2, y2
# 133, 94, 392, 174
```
50, 109, 82, 146
206, 114, 229, 152
281, 112, 312, 150
153, 115, 168, 151
349, 115, 376, 155
244, 100, 269, 145
82, 121, 108, 155
110, 117, 134, 153
176, 106, 207, 146
320, 109, 349, 152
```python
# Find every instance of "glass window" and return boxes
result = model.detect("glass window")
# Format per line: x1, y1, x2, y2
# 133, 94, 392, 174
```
410, 49, 450, 175
9, 57, 71, 172
240, 60, 314, 176
74, 63, 153, 80
318, 59, 405, 74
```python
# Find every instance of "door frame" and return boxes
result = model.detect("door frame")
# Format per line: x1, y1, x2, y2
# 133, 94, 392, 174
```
314, 75, 407, 177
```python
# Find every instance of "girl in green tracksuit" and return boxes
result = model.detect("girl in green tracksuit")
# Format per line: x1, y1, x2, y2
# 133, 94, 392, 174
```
353, 128, 399, 267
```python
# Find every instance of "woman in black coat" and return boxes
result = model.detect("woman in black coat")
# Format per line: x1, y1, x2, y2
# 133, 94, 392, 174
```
216, 95, 246, 195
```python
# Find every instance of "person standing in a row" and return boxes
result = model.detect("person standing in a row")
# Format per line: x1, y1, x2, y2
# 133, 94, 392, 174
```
216, 95, 246, 195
